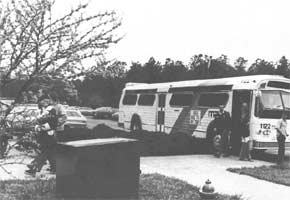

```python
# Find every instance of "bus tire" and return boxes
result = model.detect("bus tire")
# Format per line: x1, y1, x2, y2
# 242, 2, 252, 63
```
130, 115, 142, 131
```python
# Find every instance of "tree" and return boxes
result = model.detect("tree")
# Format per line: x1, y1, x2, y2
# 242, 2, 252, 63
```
126, 57, 162, 83
141, 57, 162, 83
188, 54, 211, 79
0, 0, 122, 163
126, 62, 143, 83
161, 58, 188, 82
0, 0, 122, 103
276, 56, 290, 78
247, 59, 276, 75
234, 57, 248, 75
208, 58, 236, 78
105, 60, 127, 78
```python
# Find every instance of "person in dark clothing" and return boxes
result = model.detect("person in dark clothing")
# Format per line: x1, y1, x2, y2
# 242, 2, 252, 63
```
0, 129, 9, 159
276, 112, 288, 165
213, 104, 231, 157
25, 100, 58, 175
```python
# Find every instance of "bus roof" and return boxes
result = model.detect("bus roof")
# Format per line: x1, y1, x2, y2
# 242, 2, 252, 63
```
125, 75, 290, 92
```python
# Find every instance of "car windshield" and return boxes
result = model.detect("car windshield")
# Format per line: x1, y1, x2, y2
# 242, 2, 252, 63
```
256, 90, 290, 119
66, 111, 81, 117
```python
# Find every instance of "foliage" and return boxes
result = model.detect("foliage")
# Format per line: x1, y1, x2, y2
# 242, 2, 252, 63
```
75, 55, 290, 108
277, 56, 290, 78
0, 174, 243, 200
248, 59, 276, 75
0, 0, 122, 163
161, 58, 188, 82
126, 57, 162, 83
0, 0, 122, 103
188, 54, 211, 79
234, 57, 248, 75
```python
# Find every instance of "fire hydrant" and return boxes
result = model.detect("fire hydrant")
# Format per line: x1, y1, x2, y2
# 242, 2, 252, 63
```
199, 179, 217, 199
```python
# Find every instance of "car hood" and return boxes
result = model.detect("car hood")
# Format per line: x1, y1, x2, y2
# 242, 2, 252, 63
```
66, 116, 87, 122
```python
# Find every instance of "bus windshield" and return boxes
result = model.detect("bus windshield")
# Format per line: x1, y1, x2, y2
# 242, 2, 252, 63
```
256, 90, 290, 119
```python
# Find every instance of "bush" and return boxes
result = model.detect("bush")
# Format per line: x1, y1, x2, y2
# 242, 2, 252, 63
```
57, 124, 209, 156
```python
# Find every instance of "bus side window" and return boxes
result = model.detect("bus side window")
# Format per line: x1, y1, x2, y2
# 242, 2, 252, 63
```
122, 94, 138, 105
197, 93, 229, 107
169, 93, 193, 107
138, 94, 155, 106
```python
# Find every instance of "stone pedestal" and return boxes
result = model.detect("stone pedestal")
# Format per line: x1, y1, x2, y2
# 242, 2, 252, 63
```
56, 138, 140, 199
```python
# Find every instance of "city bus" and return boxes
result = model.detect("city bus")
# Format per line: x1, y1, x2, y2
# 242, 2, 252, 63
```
118, 75, 290, 151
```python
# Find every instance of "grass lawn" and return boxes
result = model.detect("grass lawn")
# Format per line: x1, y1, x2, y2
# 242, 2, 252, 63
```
0, 174, 242, 200
227, 164, 290, 187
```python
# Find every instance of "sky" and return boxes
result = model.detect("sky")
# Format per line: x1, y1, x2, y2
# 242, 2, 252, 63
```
54, 0, 290, 66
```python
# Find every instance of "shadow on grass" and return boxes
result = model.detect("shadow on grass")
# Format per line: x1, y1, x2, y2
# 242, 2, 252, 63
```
0, 174, 243, 200
227, 164, 290, 187
56, 124, 210, 157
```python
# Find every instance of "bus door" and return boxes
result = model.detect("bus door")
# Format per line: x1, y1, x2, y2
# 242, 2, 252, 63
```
157, 94, 166, 132
231, 90, 252, 153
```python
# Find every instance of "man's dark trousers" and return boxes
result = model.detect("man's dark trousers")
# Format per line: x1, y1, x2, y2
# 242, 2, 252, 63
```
221, 129, 230, 156
277, 134, 286, 164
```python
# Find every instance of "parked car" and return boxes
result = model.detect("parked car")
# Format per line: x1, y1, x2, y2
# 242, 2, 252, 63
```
93, 107, 118, 119
63, 108, 87, 130
78, 107, 95, 116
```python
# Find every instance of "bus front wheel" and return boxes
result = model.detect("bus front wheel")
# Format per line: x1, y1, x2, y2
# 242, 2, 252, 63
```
130, 115, 142, 131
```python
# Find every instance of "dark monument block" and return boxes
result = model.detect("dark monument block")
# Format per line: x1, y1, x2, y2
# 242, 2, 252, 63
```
56, 138, 140, 199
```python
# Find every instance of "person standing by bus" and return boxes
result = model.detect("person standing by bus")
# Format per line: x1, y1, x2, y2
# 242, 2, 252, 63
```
276, 112, 288, 165
239, 102, 252, 161
214, 104, 231, 157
